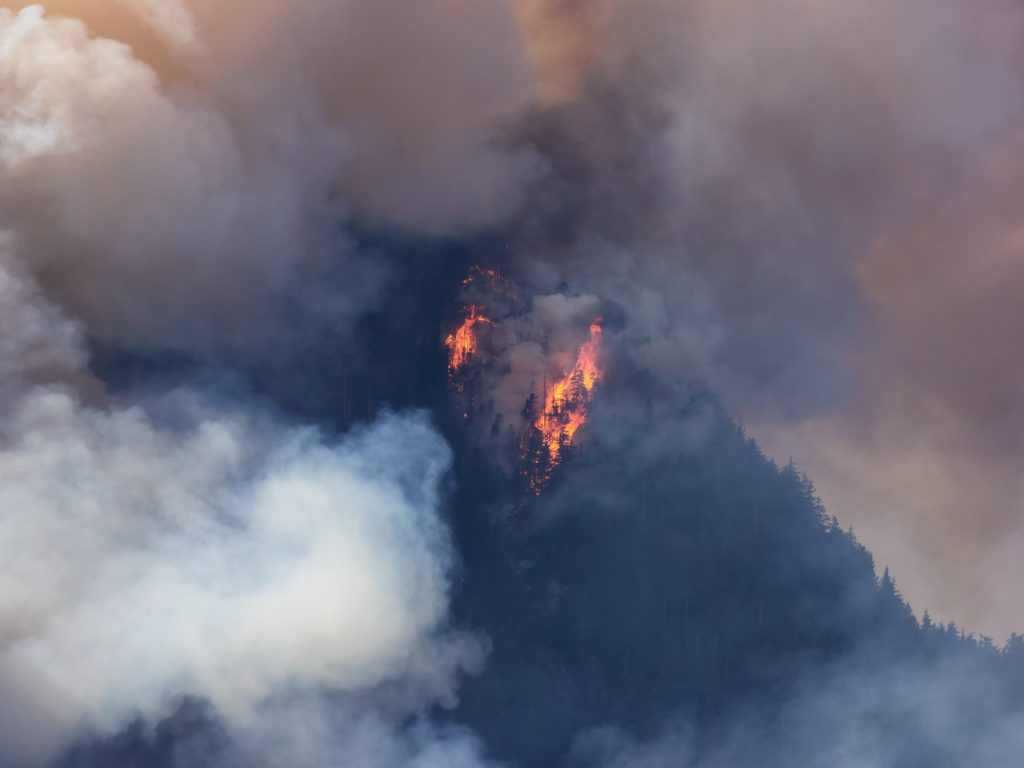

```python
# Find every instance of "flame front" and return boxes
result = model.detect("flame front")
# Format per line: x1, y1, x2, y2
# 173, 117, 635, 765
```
445, 305, 492, 384
526, 319, 604, 493
444, 267, 604, 495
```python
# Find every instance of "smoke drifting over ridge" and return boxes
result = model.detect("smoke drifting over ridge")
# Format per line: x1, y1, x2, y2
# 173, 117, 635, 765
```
0, 5, 519, 761
508, 0, 1024, 638
4, 0, 1024, 765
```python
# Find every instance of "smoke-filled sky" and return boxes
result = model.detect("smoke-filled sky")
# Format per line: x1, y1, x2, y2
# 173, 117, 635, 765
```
514, 0, 1024, 641
4, 0, 1024, 761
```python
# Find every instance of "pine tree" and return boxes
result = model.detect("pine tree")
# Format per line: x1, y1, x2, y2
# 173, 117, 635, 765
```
522, 391, 537, 421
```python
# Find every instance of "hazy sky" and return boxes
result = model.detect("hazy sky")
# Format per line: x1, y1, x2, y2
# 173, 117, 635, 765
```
3, 0, 1024, 647
514, 0, 1024, 640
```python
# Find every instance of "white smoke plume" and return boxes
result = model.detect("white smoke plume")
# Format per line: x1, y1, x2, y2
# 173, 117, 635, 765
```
0, 4, 534, 764
8, 1, 1024, 764
8, 0, 1024, 640
0, 208, 485, 768
0, 244, 485, 764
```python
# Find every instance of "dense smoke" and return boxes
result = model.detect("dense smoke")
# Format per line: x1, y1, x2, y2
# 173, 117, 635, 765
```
0, 0, 535, 351
0, 4, 515, 762
4, 0, 1024, 765
501, 0, 1024, 637
0, 241, 487, 767
7, 0, 1024, 631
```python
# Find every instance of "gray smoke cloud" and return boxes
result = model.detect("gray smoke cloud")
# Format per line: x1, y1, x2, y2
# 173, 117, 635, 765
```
6, 1, 1024, 764
5, 0, 1024, 640
0, 4, 538, 763
0, 244, 488, 766
503, 0, 1024, 638
0, 4, 352, 351
0, 0, 538, 353
571, 650, 1024, 768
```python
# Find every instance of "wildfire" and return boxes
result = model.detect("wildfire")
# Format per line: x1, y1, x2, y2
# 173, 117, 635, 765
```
443, 265, 605, 495
527, 319, 604, 493
462, 265, 502, 288
445, 305, 492, 380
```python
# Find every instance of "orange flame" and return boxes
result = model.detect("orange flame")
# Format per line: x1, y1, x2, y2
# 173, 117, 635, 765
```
444, 266, 604, 494
445, 305, 492, 380
527, 319, 603, 493
461, 265, 515, 300
462, 266, 502, 288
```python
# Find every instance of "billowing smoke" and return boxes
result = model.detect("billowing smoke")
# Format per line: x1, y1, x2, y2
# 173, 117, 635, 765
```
0, 0, 537, 352
5, 0, 1024, 641
0, 4, 537, 761
0, 4, 521, 760
0, 242, 488, 767
5, 0, 1024, 765
497, 0, 1024, 638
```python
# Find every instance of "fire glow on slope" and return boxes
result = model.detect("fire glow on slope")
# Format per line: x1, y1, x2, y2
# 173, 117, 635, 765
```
445, 305, 492, 387
527, 319, 603, 494
461, 266, 504, 290
443, 266, 604, 494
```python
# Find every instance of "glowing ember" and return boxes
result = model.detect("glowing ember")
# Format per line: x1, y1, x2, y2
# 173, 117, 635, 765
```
462, 265, 502, 288
459, 265, 516, 302
445, 305, 492, 381
526, 319, 603, 493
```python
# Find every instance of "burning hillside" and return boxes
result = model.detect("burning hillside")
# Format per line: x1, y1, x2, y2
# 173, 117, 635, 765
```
522, 319, 603, 493
445, 305, 492, 388
445, 268, 605, 493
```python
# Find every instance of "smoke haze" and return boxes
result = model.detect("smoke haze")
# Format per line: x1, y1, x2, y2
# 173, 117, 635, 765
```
503, 0, 1024, 638
0, 243, 485, 766
4, 1, 1024, 765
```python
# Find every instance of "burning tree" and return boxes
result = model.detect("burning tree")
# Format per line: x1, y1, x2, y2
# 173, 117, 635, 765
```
444, 268, 604, 495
